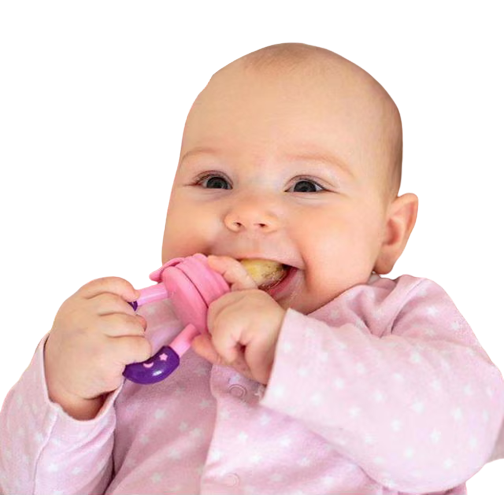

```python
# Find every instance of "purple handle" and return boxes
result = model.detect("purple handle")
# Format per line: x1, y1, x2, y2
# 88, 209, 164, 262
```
123, 346, 180, 384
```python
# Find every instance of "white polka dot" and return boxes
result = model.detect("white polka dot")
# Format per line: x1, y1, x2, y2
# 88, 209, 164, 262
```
322, 476, 335, 486
392, 373, 405, 383
355, 363, 367, 374
270, 473, 284, 483
151, 473, 162, 483
426, 306, 440, 316
430, 429, 441, 443
469, 437, 479, 450
298, 366, 308, 377
281, 341, 293, 353
272, 385, 286, 398
373, 390, 385, 403
403, 448, 415, 459
486, 386, 494, 399
451, 407, 463, 422
364, 434, 375, 445
336, 340, 348, 351
391, 419, 402, 432
154, 408, 166, 419
349, 406, 361, 418
168, 448, 181, 460
333, 378, 345, 390
410, 352, 422, 364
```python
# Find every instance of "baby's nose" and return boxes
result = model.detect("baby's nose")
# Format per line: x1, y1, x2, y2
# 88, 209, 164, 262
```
224, 197, 280, 233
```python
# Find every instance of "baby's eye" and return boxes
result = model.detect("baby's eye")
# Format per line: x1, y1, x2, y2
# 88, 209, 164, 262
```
195, 173, 231, 190
289, 178, 325, 193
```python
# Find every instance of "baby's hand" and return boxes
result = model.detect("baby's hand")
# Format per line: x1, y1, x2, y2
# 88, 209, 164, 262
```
44, 277, 151, 419
191, 255, 286, 384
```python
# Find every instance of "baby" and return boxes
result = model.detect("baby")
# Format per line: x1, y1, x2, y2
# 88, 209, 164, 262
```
1, 43, 503, 495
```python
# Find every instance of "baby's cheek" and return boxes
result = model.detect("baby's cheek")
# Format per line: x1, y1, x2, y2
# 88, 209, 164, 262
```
162, 206, 214, 261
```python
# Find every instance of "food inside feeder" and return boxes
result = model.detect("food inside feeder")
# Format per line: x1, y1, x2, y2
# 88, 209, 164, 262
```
240, 259, 288, 289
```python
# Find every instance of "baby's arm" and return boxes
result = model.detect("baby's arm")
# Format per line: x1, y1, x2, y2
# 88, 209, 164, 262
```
261, 277, 504, 493
0, 277, 148, 494
0, 334, 120, 495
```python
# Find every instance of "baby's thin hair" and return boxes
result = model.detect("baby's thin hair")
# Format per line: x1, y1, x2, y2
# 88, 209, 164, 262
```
218, 43, 403, 201
241, 42, 336, 73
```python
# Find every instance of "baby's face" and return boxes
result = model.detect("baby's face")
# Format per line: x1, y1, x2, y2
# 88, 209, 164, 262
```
162, 61, 399, 314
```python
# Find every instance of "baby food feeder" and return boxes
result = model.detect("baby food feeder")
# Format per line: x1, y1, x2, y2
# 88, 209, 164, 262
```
123, 254, 230, 385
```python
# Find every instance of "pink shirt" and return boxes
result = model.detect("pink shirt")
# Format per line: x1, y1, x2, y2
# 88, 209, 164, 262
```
1, 274, 503, 494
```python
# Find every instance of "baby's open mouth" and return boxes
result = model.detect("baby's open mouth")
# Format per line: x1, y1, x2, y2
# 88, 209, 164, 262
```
239, 259, 290, 290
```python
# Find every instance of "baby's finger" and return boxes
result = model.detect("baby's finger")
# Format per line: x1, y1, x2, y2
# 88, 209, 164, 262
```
192, 334, 248, 370
77, 276, 141, 303
207, 255, 257, 291
191, 334, 221, 365
192, 335, 236, 368
99, 313, 147, 337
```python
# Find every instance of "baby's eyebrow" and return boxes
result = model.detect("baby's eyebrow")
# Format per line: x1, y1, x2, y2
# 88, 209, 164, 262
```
179, 146, 353, 178
283, 150, 354, 178
179, 147, 219, 167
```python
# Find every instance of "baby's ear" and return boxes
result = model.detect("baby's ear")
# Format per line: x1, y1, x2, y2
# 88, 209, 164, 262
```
374, 193, 418, 275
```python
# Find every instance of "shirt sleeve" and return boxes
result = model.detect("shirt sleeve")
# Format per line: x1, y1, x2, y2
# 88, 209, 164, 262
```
261, 276, 504, 493
0, 333, 121, 495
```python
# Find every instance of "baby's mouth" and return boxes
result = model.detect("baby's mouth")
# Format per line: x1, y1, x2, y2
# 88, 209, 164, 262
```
264, 264, 299, 302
